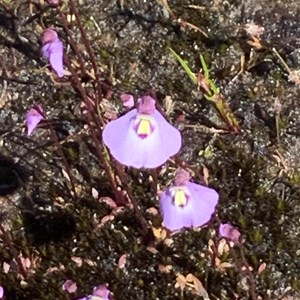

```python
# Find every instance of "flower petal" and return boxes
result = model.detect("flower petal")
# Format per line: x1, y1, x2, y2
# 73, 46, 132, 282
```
153, 110, 182, 158
49, 41, 64, 77
41, 39, 64, 77
185, 182, 219, 228
103, 109, 182, 168
26, 105, 44, 136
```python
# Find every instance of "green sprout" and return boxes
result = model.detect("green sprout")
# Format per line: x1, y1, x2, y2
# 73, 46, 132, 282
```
169, 48, 240, 132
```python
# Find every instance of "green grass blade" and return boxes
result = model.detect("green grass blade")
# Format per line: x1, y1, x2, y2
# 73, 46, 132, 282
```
199, 54, 210, 79
169, 48, 197, 84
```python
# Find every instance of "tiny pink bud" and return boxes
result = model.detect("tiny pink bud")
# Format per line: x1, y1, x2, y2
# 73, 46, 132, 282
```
62, 280, 77, 293
120, 93, 134, 108
137, 96, 156, 115
174, 169, 190, 186
41, 28, 58, 45
219, 223, 241, 244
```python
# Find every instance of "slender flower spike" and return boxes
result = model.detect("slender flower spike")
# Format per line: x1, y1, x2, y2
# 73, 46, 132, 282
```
219, 223, 241, 244
77, 285, 110, 300
26, 105, 44, 136
160, 169, 219, 231
102, 96, 182, 168
41, 28, 64, 77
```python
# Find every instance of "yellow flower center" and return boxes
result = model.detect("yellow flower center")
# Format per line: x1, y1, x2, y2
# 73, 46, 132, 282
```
135, 114, 154, 137
173, 187, 188, 207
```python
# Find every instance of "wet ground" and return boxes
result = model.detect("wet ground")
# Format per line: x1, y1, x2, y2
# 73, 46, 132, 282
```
0, 0, 300, 299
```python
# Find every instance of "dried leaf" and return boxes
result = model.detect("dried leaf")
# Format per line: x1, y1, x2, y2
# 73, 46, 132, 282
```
202, 166, 209, 185
247, 36, 263, 49
83, 259, 97, 267
185, 273, 195, 282
164, 238, 174, 247
258, 262, 267, 274
20, 280, 28, 286
146, 207, 158, 215
152, 227, 167, 240
191, 275, 210, 299
164, 95, 174, 115
61, 169, 71, 182
244, 23, 265, 38
217, 262, 233, 271
118, 254, 127, 269
3, 262, 10, 273
146, 246, 159, 254
158, 264, 172, 274
71, 256, 83, 267
217, 238, 228, 255
91, 188, 99, 199
175, 274, 186, 291
98, 197, 117, 208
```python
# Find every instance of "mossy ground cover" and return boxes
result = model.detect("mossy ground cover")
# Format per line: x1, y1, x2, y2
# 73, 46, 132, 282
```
0, 0, 299, 299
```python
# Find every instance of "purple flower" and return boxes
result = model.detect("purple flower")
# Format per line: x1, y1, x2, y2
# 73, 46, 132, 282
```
160, 169, 219, 231
26, 105, 44, 136
102, 96, 182, 168
77, 285, 110, 300
41, 28, 64, 77
219, 223, 241, 244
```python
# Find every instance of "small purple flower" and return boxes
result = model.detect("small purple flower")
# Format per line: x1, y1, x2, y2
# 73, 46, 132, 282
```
77, 285, 110, 300
219, 223, 241, 244
102, 96, 182, 168
160, 169, 219, 231
41, 28, 64, 77
26, 105, 44, 136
